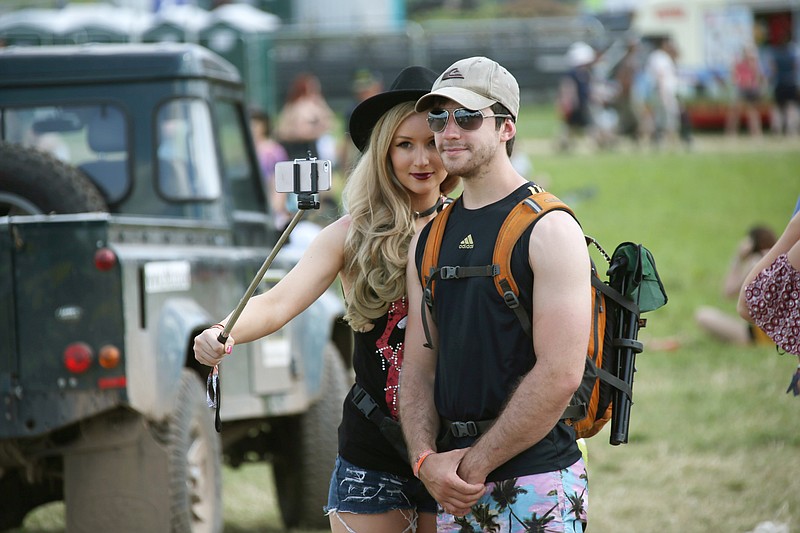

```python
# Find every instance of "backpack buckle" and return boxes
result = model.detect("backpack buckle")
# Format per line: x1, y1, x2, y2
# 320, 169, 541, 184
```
352, 385, 379, 418
440, 266, 460, 279
450, 420, 478, 438
503, 290, 520, 309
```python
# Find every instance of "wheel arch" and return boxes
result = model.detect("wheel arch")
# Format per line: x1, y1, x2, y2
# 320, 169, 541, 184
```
127, 296, 214, 421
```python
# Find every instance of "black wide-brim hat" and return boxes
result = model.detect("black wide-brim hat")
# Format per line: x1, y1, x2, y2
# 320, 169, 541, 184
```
349, 66, 439, 152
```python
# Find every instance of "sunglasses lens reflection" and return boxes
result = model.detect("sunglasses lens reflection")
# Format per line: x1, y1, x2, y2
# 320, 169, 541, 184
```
427, 109, 486, 133
427, 110, 449, 133
454, 109, 484, 130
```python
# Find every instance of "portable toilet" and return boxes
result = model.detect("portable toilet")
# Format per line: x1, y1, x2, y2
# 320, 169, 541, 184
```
199, 4, 281, 113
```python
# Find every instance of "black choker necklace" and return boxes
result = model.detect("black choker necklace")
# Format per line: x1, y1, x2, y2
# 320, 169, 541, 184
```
414, 197, 444, 219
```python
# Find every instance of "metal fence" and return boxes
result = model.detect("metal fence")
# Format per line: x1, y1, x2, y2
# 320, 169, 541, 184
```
269, 16, 614, 112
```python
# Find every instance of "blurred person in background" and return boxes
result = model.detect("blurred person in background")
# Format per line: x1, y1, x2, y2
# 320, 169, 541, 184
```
276, 72, 337, 163
767, 34, 800, 136
644, 35, 682, 148
695, 225, 777, 345
613, 35, 644, 145
725, 46, 767, 138
340, 68, 384, 174
249, 106, 291, 230
557, 41, 606, 151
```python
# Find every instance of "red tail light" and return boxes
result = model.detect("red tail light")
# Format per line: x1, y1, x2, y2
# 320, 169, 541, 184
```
64, 342, 93, 373
94, 247, 117, 271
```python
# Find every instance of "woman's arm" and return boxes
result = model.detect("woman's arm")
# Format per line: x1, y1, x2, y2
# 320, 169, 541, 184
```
194, 216, 348, 366
738, 212, 800, 321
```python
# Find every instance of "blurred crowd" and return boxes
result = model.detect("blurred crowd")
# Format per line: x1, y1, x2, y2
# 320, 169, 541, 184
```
555, 32, 800, 153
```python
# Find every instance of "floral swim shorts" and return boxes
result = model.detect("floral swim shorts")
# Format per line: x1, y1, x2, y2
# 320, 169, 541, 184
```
437, 458, 588, 533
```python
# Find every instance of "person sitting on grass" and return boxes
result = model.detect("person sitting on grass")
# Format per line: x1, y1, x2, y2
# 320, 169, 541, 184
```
695, 225, 776, 345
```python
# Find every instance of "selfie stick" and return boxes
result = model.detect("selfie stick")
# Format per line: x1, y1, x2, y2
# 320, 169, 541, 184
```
217, 153, 321, 344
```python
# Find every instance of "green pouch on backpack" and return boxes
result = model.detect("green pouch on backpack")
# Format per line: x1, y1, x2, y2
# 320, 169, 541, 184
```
609, 242, 668, 314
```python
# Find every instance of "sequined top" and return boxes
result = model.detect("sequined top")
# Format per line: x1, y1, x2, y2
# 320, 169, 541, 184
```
745, 254, 800, 355
337, 297, 412, 477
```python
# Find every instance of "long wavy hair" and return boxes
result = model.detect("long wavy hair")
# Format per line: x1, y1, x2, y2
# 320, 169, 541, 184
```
341, 101, 458, 331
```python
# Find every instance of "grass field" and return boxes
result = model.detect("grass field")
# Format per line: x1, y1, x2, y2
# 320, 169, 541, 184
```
14, 120, 800, 532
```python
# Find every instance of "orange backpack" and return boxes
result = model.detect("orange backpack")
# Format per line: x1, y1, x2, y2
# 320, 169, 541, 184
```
419, 187, 642, 442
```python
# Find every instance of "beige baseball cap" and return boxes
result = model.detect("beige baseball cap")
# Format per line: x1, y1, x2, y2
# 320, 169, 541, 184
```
415, 56, 520, 119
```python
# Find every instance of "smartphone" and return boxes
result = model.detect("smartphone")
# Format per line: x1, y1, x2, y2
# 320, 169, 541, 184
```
274, 159, 332, 193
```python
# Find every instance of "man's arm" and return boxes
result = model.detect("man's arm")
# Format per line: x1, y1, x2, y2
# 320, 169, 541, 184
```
399, 230, 485, 515
457, 210, 591, 484
398, 229, 439, 462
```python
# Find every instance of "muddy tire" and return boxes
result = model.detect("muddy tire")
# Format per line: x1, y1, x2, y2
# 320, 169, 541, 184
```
168, 369, 224, 533
273, 343, 350, 529
0, 141, 107, 215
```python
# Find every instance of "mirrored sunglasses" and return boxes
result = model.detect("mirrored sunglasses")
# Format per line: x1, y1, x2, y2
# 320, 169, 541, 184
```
427, 108, 512, 133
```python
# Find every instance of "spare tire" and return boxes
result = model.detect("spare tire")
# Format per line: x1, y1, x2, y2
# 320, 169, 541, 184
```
0, 141, 107, 215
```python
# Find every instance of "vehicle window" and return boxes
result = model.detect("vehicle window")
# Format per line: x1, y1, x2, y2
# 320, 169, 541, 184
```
1, 104, 130, 203
156, 99, 221, 201
212, 100, 263, 212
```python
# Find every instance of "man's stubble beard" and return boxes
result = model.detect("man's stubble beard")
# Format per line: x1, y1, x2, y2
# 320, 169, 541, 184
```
441, 140, 498, 182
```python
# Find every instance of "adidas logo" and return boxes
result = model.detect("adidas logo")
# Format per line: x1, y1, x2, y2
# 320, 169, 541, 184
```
459, 234, 474, 249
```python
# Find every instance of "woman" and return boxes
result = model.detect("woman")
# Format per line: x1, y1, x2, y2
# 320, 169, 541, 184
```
737, 210, 800, 393
194, 66, 457, 532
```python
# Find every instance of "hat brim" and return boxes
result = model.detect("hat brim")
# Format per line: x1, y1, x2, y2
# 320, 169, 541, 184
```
415, 87, 497, 114
349, 89, 430, 152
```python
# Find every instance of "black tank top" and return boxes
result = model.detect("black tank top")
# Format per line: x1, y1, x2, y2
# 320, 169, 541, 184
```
337, 297, 413, 477
415, 183, 581, 481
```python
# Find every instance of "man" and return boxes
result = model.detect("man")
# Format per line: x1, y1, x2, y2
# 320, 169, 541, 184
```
398, 56, 592, 532
557, 41, 597, 151
645, 36, 681, 147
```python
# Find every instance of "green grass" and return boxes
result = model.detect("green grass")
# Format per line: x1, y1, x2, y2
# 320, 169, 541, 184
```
15, 117, 800, 532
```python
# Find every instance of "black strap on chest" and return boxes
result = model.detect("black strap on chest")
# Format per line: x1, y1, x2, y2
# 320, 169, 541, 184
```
421, 263, 499, 349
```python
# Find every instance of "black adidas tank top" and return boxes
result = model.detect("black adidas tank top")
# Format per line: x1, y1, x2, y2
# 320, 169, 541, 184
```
415, 183, 580, 480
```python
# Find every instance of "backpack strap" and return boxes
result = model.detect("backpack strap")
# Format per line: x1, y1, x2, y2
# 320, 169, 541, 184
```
420, 197, 455, 300
421, 199, 495, 348
351, 383, 410, 461
492, 191, 574, 336
419, 198, 455, 349
419, 189, 576, 348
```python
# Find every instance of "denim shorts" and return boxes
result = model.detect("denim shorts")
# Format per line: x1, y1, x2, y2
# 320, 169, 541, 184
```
324, 455, 437, 515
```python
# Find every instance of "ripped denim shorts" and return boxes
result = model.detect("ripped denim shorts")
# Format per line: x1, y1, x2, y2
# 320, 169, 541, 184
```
324, 455, 437, 515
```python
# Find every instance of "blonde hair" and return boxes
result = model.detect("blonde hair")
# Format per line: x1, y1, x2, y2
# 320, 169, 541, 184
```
341, 101, 457, 331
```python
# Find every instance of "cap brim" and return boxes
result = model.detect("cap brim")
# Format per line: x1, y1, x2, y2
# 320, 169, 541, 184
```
415, 87, 497, 113
349, 89, 429, 152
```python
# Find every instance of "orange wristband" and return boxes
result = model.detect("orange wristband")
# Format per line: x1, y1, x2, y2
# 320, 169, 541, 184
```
413, 449, 435, 478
